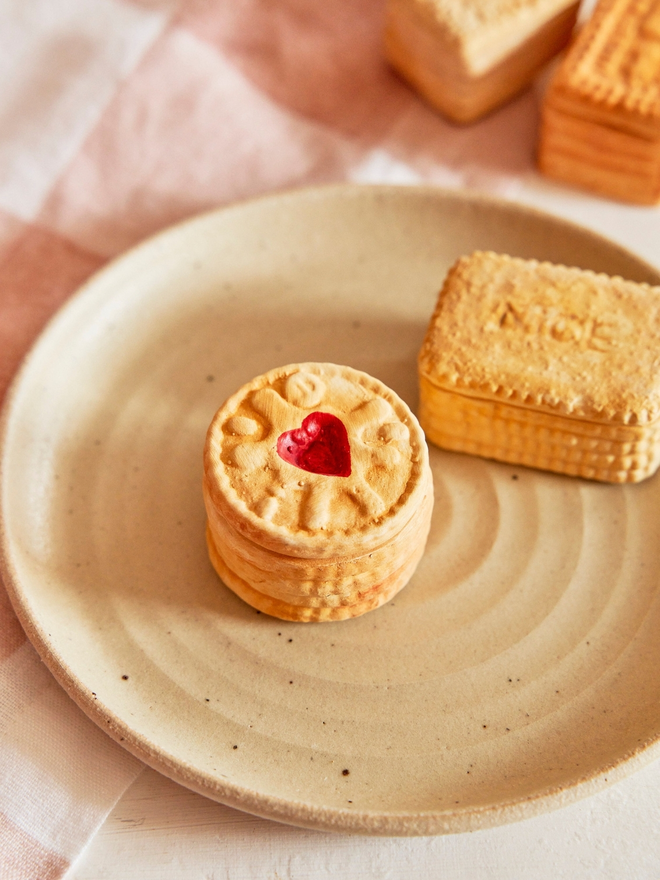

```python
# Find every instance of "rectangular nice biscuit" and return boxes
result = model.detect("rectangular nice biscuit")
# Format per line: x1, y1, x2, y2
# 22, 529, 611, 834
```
538, 0, 660, 204
385, 0, 579, 123
203, 362, 434, 621
418, 252, 660, 482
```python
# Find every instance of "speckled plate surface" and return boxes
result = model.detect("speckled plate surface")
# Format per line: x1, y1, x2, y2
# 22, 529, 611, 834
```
2, 185, 660, 836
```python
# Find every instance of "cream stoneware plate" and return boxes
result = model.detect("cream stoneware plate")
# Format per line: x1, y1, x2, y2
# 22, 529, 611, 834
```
3, 185, 660, 836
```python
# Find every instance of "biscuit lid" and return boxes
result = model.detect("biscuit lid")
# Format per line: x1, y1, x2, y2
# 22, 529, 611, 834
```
203, 363, 430, 558
418, 252, 660, 426
407, 0, 578, 74
548, 0, 660, 136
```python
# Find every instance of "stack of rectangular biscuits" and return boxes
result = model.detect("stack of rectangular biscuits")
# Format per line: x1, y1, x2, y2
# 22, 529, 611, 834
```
384, 0, 579, 123
539, 0, 660, 204
204, 483, 434, 623
418, 251, 660, 483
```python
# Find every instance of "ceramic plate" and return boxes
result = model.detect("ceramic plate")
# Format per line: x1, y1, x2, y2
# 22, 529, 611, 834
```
3, 185, 660, 836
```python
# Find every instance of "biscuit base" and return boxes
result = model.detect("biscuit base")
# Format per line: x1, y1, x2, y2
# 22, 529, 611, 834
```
419, 376, 660, 483
385, 0, 578, 123
204, 472, 434, 600
203, 361, 434, 620
205, 522, 427, 622
539, 102, 660, 205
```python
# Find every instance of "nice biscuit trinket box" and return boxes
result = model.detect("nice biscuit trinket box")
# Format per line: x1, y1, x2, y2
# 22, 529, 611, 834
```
538, 0, 660, 204
203, 363, 434, 621
384, 0, 580, 123
418, 251, 660, 483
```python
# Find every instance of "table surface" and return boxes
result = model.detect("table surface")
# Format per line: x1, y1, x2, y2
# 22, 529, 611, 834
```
68, 761, 660, 880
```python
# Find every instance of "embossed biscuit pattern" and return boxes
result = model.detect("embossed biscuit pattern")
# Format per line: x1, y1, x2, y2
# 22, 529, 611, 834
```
204, 363, 429, 559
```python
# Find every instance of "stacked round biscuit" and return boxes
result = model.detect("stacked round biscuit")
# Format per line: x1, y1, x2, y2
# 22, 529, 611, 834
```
203, 363, 433, 622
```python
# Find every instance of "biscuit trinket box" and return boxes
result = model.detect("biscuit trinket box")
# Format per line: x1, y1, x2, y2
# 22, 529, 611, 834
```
538, 0, 660, 205
203, 363, 434, 622
418, 251, 660, 483
385, 0, 579, 123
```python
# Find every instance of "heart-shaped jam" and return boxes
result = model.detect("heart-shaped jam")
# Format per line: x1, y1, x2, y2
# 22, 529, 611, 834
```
277, 412, 351, 477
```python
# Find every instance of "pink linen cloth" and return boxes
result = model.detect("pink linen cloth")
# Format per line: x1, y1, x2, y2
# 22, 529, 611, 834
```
2, 1, 646, 877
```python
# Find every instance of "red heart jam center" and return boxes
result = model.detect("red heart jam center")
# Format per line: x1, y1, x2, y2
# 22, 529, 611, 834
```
277, 412, 351, 477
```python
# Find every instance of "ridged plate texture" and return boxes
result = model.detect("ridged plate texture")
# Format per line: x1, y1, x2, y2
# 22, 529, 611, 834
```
2, 185, 660, 835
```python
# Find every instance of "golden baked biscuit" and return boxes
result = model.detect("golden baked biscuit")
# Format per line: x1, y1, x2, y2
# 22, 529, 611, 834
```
385, 0, 579, 123
204, 363, 433, 620
418, 252, 660, 482
539, 0, 660, 204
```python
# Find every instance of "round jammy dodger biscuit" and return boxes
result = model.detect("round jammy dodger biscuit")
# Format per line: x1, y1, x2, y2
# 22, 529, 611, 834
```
203, 362, 433, 621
